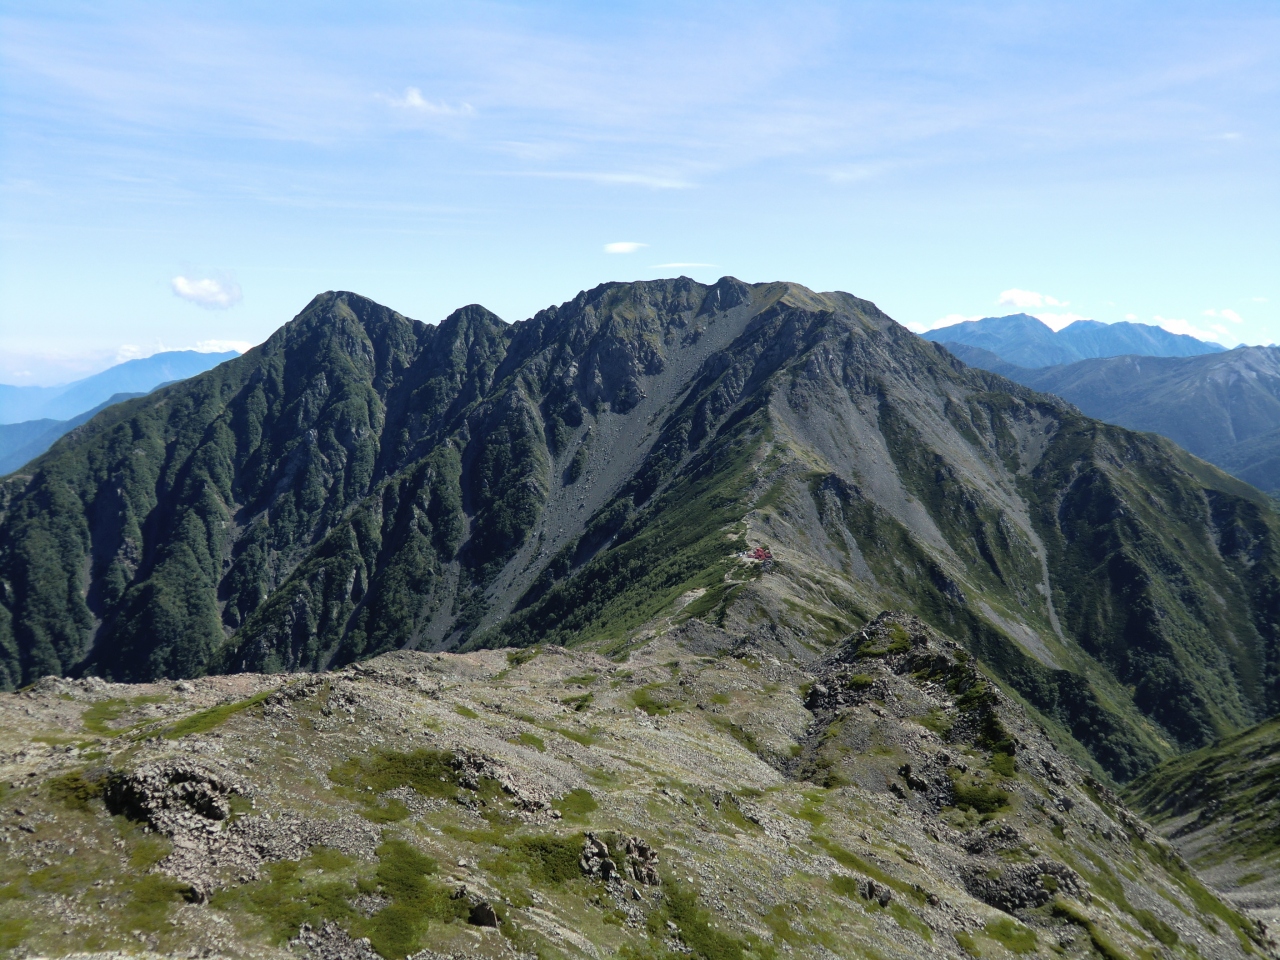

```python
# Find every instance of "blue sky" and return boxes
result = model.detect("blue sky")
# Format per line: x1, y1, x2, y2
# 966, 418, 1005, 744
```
1, 1, 1276, 384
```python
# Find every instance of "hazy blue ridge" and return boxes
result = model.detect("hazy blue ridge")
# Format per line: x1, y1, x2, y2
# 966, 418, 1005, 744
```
0, 392, 147, 475
0, 350, 238, 424
924, 313, 1224, 368
945, 342, 1280, 494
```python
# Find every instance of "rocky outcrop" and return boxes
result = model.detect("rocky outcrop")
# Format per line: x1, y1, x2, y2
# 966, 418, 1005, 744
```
580, 833, 660, 886
962, 860, 1087, 913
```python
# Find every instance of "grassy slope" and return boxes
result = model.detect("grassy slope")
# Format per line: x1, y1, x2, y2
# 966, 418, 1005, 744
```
1125, 713, 1280, 867
0, 628, 1263, 960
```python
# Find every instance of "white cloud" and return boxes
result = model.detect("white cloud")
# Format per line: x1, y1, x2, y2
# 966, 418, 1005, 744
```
1204, 308, 1244, 324
1153, 315, 1226, 343
195, 339, 252, 353
998, 288, 1068, 310
604, 241, 646, 254
1124, 313, 1138, 320
651, 262, 715, 268
171, 275, 242, 309
116, 344, 146, 362
1254, 297, 1269, 303
385, 87, 473, 115
1033, 311, 1089, 332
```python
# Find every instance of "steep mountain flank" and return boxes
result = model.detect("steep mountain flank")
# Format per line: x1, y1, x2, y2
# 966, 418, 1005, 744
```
946, 344, 1280, 494
923, 314, 1223, 368
0, 614, 1265, 959
2, 279, 1280, 785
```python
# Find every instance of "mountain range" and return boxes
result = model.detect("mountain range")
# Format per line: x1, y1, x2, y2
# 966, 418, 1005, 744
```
0, 349, 238, 424
923, 313, 1225, 368
944, 343, 1280, 495
3, 279, 1280, 790
0, 392, 146, 475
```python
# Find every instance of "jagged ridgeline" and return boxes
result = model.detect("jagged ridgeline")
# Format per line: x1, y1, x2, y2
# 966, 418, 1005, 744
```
3, 278, 1280, 781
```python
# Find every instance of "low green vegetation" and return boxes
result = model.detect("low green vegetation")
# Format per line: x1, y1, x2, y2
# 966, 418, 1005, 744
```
648, 878, 759, 960
1051, 900, 1130, 960
1126, 713, 1280, 869
82, 695, 167, 736
512, 731, 545, 752
948, 772, 1010, 814
329, 749, 465, 800
632, 684, 673, 716
46, 769, 105, 812
813, 836, 927, 905
556, 789, 597, 820
213, 842, 469, 960
983, 918, 1036, 953
162, 690, 273, 739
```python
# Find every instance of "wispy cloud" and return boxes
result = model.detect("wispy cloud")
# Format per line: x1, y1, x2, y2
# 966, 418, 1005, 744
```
383, 87, 473, 115
604, 242, 646, 254
651, 262, 715, 269
195, 339, 252, 353
171, 275, 242, 309
1204, 308, 1244, 324
1154, 315, 1226, 343
998, 289, 1068, 309
525, 171, 694, 190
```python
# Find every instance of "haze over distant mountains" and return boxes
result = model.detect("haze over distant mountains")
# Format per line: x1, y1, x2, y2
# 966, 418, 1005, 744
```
934, 319, 1280, 494
0, 349, 239, 424
0, 350, 239, 475
923, 313, 1225, 368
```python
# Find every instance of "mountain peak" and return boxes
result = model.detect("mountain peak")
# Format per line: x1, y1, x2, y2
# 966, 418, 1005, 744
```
924, 312, 1224, 367
2, 281, 1278, 792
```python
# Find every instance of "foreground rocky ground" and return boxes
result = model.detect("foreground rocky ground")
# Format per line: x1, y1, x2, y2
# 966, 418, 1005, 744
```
0, 614, 1269, 959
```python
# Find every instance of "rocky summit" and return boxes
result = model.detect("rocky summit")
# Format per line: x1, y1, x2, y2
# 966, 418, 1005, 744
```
0, 614, 1268, 959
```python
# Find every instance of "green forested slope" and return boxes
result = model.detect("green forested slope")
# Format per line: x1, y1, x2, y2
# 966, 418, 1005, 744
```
3, 278, 1280, 783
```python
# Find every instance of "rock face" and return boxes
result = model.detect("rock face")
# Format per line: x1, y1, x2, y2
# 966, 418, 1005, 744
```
579, 833, 660, 887
4, 280, 1280, 787
0, 623, 1268, 959
105, 759, 244, 831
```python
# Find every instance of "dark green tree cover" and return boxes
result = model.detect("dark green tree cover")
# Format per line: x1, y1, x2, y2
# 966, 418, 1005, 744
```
3, 278, 1280, 782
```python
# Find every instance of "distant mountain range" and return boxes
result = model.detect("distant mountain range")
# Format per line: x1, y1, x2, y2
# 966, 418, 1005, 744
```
0, 350, 238, 475
943, 342, 1280, 494
0, 349, 238, 424
923, 313, 1225, 368
0, 392, 146, 474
